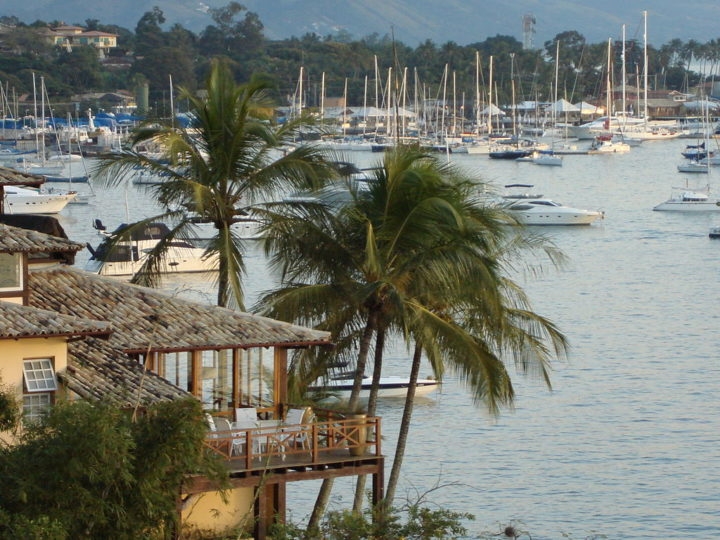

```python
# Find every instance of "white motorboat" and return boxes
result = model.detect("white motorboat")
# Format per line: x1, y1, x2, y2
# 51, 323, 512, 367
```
85, 220, 219, 276
587, 135, 631, 154
501, 192, 604, 226
3, 185, 77, 214
653, 185, 720, 212
308, 374, 439, 399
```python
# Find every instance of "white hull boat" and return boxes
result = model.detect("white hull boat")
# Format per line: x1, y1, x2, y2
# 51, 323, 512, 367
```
85, 220, 219, 276
677, 161, 709, 174
308, 375, 439, 399
502, 193, 604, 226
653, 185, 720, 212
3, 185, 77, 214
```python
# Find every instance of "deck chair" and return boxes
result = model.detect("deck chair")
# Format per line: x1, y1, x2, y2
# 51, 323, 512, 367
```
205, 414, 234, 456
280, 407, 313, 452
213, 417, 244, 456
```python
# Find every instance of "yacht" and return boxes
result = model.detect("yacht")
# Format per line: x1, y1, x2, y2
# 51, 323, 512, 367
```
502, 196, 604, 225
85, 220, 218, 276
308, 374, 439, 399
3, 185, 77, 214
653, 185, 720, 212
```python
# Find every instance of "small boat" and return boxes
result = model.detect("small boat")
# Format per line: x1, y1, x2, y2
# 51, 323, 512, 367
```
3, 185, 77, 214
587, 135, 631, 154
681, 142, 711, 160
85, 220, 218, 276
489, 147, 534, 160
501, 190, 604, 226
533, 151, 563, 166
653, 184, 720, 212
677, 160, 709, 174
709, 226, 720, 238
308, 374, 439, 399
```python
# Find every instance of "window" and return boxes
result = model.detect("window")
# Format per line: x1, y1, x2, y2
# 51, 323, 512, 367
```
23, 359, 58, 392
23, 393, 52, 423
0, 252, 23, 292
23, 358, 57, 423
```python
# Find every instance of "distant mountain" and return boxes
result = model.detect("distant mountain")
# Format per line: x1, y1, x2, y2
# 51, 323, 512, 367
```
1, 1, 719, 48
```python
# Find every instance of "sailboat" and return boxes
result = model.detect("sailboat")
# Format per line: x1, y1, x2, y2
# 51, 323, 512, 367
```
588, 39, 630, 155
489, 54, 534, 160
534, 42, 563, 167
620, 11, 681, 142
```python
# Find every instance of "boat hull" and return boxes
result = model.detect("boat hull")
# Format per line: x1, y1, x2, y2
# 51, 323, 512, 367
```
308, 376, 439, 399
4, 191, 76, 214
86, 246, 218, 276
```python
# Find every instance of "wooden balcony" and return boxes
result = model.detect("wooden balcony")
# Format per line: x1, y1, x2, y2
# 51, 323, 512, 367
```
194, 414, 384, 490
188, 412, 385, 539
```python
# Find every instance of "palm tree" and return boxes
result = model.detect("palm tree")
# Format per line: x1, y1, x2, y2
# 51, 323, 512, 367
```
255, 145, 568, 521
92, 58, 338, 308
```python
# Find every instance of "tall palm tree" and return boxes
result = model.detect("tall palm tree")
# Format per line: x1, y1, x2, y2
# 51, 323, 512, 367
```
255, 145, 568, 520
92, 58, 338, 308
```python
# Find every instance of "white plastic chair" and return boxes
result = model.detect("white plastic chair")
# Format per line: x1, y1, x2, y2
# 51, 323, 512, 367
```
213, 417, 244, 456
280, 407, 312, 452
234, 407, 258, 424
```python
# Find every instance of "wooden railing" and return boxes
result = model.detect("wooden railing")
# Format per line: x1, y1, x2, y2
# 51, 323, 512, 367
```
204, 415, 382, 469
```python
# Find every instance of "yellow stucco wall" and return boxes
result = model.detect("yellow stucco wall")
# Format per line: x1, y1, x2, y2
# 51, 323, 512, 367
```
0, 337, 68, 394
0, 337, 69, 444
181, 486, 255, 536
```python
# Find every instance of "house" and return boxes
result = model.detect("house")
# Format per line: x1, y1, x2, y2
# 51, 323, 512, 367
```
44, 24, 118, 58
0, 219, 385, 539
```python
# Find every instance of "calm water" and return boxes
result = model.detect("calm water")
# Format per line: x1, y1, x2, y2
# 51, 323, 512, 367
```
56, 138, 720, 539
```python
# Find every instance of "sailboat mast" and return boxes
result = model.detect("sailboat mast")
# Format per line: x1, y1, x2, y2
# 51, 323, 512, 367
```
643, 10, 649, 122
487, 56, 493, 135
621, 25, 626, 119
169, 74, 174, 128
475, 51, 480, 137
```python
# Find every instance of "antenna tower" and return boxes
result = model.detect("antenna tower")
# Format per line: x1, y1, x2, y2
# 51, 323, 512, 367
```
522, 13, 536, 50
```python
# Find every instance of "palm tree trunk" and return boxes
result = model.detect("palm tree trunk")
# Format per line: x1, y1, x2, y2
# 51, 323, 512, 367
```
308, 315, 377, 530
347, 312, 377, 412
305, 478, 333, 537
217, 240, 229, 307
353, 327, 385, 512
383, 342, 422, 507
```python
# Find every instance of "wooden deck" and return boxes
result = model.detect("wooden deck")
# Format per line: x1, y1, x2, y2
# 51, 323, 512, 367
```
190, 415, 384, 492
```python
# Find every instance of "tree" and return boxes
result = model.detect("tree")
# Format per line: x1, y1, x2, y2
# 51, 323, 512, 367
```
0, 398, 225, 539
93, 58, 337, 309
256, 145, 567, 521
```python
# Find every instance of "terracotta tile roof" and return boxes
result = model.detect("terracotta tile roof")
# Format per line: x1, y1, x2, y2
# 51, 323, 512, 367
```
0, 167, 45, 187
0, 301, 111, 339
61, 338, 192, 406
0, 222, 84, 254
28, 267, 332, 354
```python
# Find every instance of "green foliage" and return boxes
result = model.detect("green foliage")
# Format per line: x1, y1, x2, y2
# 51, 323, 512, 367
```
268, 503, 472, 539
0, 381, 21, 433
0, 398, 226, 539
0, 4, 717, 112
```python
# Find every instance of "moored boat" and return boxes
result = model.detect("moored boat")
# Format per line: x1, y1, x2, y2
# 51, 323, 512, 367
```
653, 184, 720, 212
85, 220, 219, 276
3, 184, 77, 214
308, 374, 439, 399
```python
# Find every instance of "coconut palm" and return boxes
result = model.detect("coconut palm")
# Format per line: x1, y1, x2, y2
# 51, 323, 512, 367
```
92, 58, 338, 308
255, 145, 568, 521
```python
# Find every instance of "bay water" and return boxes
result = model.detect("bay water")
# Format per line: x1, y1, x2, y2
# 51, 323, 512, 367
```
56, 137, 720, 539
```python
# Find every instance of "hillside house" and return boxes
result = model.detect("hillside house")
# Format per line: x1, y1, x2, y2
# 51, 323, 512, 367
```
0, 218, 384, 539
44, 24, 118, 58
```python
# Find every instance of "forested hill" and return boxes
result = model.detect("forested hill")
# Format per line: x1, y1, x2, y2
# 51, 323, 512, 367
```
1, 0, 719, 47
